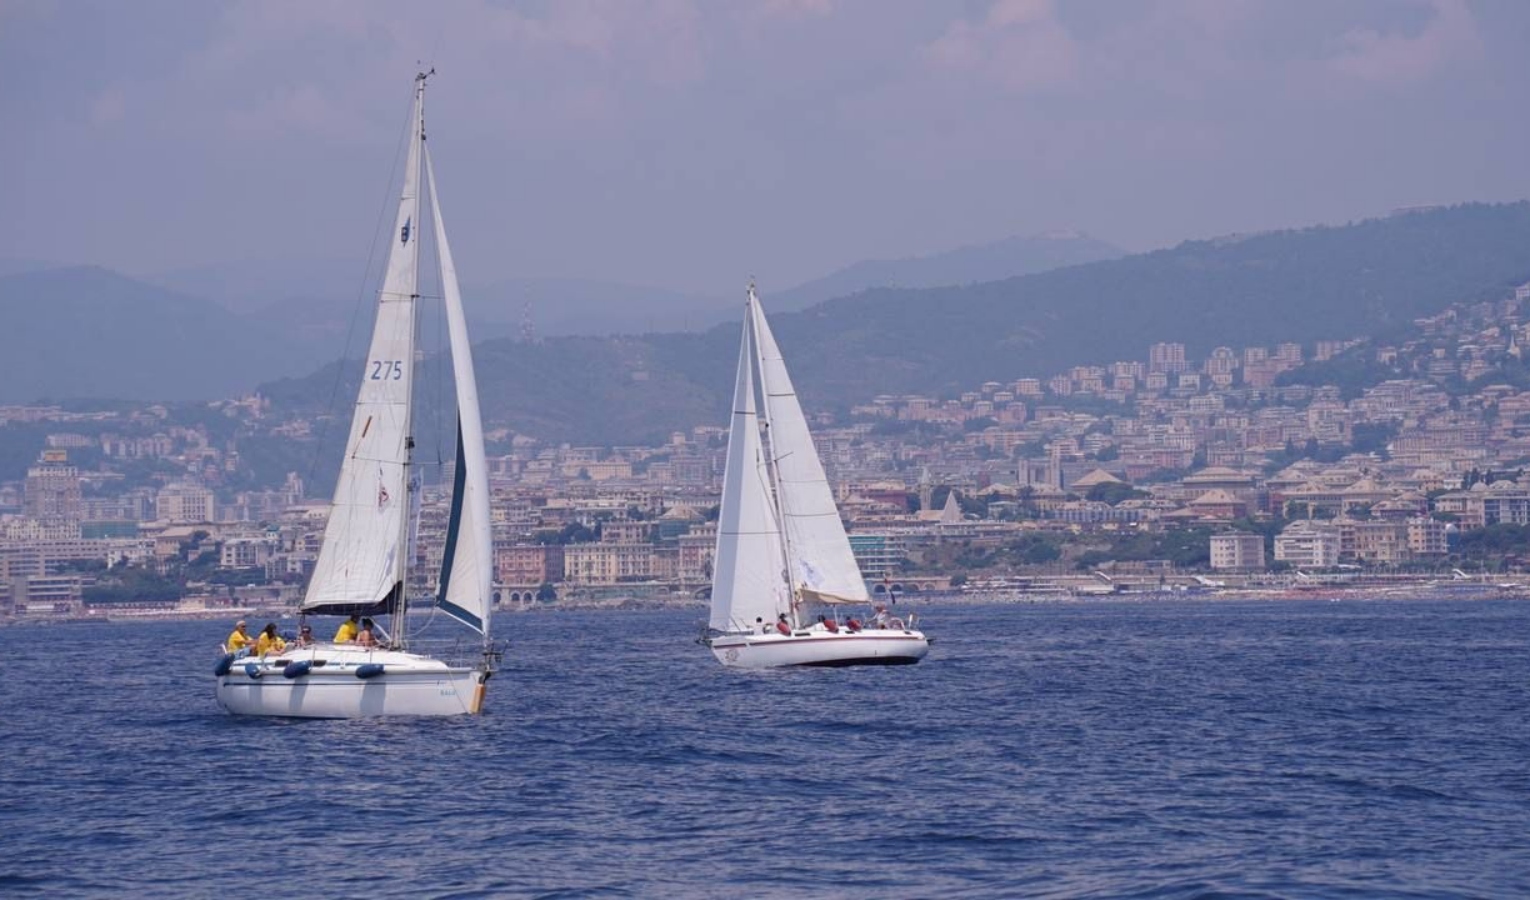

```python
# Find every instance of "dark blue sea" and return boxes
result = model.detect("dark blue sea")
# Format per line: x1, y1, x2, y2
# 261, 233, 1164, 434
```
2, 599, 1528, 899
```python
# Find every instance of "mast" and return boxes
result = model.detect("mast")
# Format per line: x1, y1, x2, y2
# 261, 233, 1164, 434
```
392, 70, 430, 645
748, 283, 798, 628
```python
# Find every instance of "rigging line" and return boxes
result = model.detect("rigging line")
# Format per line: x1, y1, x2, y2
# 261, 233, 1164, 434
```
304, 84, 418, 494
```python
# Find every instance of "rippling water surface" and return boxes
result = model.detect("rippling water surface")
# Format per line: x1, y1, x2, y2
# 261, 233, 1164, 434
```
2, 599, 1528, 898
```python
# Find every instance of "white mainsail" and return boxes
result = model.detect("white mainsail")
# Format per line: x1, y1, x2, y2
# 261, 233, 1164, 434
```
302, 79, 424, 617
750, 289, 869, 604
426, 145, 492, 636
710, 304, 789, 631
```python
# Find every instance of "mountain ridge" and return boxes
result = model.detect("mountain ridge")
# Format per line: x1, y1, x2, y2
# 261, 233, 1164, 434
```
458, 202, 1530, 443
0, 266, 333, 403
7, 204, 1529, 432
1, 230, 1122, 403
767, 231, 1124, 312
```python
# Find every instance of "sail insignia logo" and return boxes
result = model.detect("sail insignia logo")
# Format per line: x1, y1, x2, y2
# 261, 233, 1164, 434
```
400, 217, 411, 245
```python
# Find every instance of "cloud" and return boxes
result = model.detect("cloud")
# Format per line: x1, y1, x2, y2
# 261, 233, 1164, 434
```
223, 83, 370, 140
88, 86, 126, 127
749, 0, 833, 23
921, 0, 1078, 93
459, 0, 709, 87
6, 0, 1529, 288
173, 0, 712, 140
1328, 0, 1482, 86
0, 0, 54, 23
743, 0, 838, 27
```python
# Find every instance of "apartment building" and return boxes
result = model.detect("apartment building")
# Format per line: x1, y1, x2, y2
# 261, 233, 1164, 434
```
1210, 532, 1265, 571
1275, 522, 1341, 568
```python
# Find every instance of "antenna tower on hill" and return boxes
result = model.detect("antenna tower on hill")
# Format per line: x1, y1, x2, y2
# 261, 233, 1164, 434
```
520, 300, 537, 344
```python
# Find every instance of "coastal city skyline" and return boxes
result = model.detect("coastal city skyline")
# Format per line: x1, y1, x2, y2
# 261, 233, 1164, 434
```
8, 260, 1530, 617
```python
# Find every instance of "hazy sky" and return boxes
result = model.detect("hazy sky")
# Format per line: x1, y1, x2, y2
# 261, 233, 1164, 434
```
5, 0, 1529, 294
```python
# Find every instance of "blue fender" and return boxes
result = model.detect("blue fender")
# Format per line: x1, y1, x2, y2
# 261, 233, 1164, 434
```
243, 663, 263, 679
355, 664, 386, 679
282, 660, 313, 679
214, 654, 236, 677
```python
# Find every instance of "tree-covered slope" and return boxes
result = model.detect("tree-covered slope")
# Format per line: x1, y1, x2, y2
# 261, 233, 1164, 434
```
768, 231, 1124, 312
261, 203, 1530, 445
764, 202, 1530, 403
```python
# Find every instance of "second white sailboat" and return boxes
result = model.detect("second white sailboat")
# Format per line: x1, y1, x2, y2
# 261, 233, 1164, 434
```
702, 284, 930, 668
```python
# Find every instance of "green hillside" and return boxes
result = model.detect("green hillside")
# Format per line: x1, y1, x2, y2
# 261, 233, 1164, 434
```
263, 203, 1530, 445
762, 202, 1530, 403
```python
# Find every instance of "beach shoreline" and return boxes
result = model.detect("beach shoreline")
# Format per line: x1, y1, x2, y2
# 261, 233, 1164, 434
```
3, 583, 1523, 629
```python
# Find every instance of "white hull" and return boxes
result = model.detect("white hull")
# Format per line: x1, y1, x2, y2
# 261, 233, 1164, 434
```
708, 627, 929, 669
214, 644, 489, 719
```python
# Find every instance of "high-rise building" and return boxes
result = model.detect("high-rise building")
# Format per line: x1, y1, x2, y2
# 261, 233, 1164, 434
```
1204, 346, 1238, 377
1275, 522, 1341, 567
156, 481, 216, 524
1314, 340, 1345, 362
1210, 532, 1266, 571
1275, 342, 1304, 364
23, 449, 82, 522
1012, 379, 1044, 398
1149, 342, 1188, 374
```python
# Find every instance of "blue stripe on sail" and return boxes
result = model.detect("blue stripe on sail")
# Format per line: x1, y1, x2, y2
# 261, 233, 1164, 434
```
437, 598, 483, 634
307, 581, 400, 620
436, 419, 481, 632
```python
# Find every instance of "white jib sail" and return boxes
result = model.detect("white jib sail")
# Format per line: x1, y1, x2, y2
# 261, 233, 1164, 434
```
303, 80, 425, 616
710, 304, 789, 631
749, 289, 869, 604
426, 145, 492, 637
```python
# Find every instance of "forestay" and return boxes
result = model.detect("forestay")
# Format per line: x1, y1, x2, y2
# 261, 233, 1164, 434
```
302, 85, 424, 618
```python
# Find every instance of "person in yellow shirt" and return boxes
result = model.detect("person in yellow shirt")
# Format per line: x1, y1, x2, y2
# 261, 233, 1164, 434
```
256, 622, 286, 656
226, 620, 253, 654
334, 614, 360, 643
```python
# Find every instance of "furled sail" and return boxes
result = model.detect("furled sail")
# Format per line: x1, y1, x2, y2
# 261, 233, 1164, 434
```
710, 304, 789, 631
426, 146, 492, 637
750, 290, 869, 604
302, 80, 424, 618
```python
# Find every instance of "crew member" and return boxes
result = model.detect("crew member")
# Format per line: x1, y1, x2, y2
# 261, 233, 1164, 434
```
226, 620, 253, 653
334, 614, 360, 643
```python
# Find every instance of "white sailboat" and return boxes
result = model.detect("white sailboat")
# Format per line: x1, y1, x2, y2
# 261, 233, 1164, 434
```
214, 72, 499, 717
703, 285, 929, 668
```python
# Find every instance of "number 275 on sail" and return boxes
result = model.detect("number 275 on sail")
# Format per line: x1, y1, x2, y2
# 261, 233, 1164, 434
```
369, 360, 404, 380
